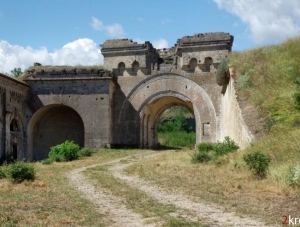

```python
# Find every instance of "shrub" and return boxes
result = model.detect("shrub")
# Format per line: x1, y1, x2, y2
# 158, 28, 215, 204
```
0, 168, 6, 179
49, 140, 80, 162
79, 148, 94, 157
243, 151, 271, 179
5, 161, 35, 183
293, 92, 300, 107
237, 70, 254, 90
41, 158, 54, 165
190, 151, 212, 163
197, 142, 214, 152
158, 115, 187, 133
213, 136, 239, 156
289, 164, 300, 186
263, 117, 275, 131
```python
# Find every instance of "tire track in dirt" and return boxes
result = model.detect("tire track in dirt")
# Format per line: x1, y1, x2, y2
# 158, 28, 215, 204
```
68, 152, 277, 227
68, 156, 157, 227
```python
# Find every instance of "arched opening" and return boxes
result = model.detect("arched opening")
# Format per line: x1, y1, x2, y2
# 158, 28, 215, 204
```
132, 61, 139, 75
10, 118, 21, 160
204, 57, 213, 71
188, 58, 198, 72
28, 105, 84, 160
157, 106, 195, 148
118, 62, 125, 75
139, 95, 197, 149
10, 119, 19, 132
117, 73, 218, 149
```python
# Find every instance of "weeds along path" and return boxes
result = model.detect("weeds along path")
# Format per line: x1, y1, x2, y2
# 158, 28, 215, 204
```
68, 152, 274, 227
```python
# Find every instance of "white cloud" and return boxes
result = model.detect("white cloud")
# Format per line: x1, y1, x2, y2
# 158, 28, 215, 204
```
0, 38, 103, 74
212, 0, 300, 44
152, 39, 169, 49
91, 17, 125, 38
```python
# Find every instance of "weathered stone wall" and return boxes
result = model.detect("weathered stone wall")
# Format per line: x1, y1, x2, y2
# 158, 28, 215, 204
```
0, 73, 29, 161
24, 69, 113, 160
220, 68, 254, 148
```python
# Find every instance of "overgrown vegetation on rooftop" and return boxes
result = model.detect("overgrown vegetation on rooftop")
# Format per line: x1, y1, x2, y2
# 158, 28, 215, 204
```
25, 65, 104, 72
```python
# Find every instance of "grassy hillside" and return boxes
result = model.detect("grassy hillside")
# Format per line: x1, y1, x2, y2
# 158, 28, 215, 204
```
228, 37, 300, 189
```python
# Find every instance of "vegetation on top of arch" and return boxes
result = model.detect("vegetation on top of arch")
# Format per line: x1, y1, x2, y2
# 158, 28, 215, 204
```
25, 65, 104, 72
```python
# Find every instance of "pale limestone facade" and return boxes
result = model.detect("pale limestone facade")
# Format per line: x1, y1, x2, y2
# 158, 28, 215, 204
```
0, 32, 253, 161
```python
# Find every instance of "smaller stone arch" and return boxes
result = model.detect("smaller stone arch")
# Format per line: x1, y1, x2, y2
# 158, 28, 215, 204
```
204, 57, 213, 71
10, 119, 20, 132
132, 61, 139, 75
118, 62, 125, 75
188, 58, 198, 72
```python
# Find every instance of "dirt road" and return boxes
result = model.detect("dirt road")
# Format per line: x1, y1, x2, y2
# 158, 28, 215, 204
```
68, 152, 274, 227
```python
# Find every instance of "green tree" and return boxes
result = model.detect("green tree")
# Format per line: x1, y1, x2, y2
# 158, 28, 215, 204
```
10, 67, 22, 77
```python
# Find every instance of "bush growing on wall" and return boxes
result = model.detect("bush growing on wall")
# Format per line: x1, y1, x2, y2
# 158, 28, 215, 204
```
216, 59, 230, 86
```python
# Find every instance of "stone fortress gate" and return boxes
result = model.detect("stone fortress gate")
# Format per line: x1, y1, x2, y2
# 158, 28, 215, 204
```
0, 32, 254, 161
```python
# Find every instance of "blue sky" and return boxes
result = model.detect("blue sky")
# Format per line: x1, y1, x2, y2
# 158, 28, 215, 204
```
1, 0, 300, 74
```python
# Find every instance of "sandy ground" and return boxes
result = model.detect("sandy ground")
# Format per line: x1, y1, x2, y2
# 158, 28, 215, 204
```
68, 153, 276, 227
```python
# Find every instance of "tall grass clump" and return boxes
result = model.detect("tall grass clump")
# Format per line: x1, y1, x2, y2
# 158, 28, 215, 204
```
289, 164, 300, 187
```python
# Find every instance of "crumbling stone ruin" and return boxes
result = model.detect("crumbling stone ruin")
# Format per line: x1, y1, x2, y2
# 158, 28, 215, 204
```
0, 32, 252, 161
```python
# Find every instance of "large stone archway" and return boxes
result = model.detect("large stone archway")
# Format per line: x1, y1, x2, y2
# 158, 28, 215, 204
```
117, 73, 218, 148
139, 94, 195, 148
27, 104, 84, 161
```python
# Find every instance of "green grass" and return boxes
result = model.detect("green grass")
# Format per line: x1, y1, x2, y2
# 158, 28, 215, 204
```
158, 131, 196, 148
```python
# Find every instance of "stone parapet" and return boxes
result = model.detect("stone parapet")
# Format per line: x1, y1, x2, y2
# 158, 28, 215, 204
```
176, 32, 234, 52
23, 68, 113, 80
101, 39, 156, 57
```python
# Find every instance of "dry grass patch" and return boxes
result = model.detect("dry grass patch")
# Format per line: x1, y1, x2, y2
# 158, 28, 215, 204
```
0, 149, 143, 227
125, 149, 300, 226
